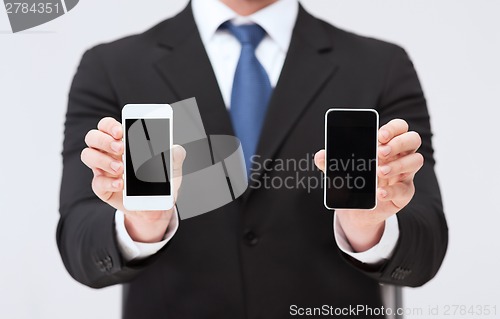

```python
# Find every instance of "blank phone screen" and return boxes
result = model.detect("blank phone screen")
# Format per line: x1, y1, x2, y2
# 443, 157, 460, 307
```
325, 110, 377, 209
125, 118, 171, 196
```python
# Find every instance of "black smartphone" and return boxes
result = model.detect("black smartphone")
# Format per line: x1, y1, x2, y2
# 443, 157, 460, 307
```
324, 109, 378, 210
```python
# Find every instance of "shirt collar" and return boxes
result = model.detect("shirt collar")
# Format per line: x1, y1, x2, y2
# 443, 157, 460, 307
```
192, 0, 299, 52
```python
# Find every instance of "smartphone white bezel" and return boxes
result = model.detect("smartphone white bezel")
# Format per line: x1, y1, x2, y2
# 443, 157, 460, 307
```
323, 108, 379, 211
122, 104, 174, 211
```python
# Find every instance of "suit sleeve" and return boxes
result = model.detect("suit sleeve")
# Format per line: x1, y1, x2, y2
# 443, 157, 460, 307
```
57, 47, 164, 288
344, 46, 449, 287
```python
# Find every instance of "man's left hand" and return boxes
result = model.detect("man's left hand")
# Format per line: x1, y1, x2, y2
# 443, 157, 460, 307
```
314, 119, 424, 252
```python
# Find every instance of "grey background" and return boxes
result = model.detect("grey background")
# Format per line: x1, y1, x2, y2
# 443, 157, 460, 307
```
0, 1, 499, 318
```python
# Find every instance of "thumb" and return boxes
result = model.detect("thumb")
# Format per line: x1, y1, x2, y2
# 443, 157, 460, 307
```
314, 149, 326, 173
171, 144, 186, 202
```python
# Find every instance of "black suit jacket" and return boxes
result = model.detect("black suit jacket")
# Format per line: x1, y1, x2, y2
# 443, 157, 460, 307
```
58, 4, 448, 319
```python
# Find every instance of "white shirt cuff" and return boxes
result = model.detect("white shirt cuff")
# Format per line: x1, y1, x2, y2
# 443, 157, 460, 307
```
333, 213, 400, 264
115, 208, 179, 261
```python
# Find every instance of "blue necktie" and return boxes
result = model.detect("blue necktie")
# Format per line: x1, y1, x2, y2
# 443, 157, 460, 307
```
224, 22, 273, 175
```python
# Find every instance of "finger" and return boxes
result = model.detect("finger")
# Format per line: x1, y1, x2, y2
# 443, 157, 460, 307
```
378, 181, 415, 209
314, 150, 326, 173
378, 131, 421, 160
85, 129, 123, 156
377, 176, 389, 188
92, 168, 103, 177
81, 147, 123, 176
171, 145, 186, 202
378, 152, 424, 179
379, 119, 409, 144
93, 167, 124, 179
171, 145, 186, 179
97, 117, 123, 140
92, 175, 123, 201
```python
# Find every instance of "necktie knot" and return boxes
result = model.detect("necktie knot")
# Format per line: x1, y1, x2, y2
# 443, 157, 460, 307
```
223, 22, 266, 49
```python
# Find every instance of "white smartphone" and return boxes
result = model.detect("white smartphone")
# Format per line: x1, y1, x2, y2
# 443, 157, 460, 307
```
122, 104, 173, 211
324, 108, 379, 210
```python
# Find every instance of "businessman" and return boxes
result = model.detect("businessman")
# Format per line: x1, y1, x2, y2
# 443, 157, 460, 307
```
58, 0, 448, 318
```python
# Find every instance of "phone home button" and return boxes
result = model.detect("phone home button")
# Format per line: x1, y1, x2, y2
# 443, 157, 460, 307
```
243, 230, 259, 246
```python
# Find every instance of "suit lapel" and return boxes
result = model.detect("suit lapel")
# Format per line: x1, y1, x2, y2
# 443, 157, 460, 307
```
153, 4, 234, 137
246, 6, 339, 194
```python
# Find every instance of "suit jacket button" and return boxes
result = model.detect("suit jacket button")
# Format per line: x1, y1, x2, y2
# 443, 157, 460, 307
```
104, 256, 113, 271
244, 231, 259, 246
95, 260, 106, 272
391, 267, 411, 280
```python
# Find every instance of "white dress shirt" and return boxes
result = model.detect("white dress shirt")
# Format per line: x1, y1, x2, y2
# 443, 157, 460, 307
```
115, 0, 400, 264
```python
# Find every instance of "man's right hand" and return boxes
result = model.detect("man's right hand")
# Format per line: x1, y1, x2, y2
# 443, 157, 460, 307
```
81, 117, 186, 243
